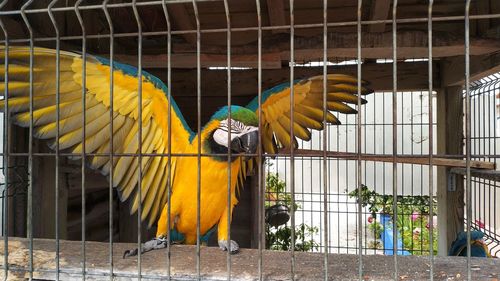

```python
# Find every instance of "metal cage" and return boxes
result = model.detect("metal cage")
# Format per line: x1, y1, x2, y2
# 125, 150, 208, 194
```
0, 0, 499, 280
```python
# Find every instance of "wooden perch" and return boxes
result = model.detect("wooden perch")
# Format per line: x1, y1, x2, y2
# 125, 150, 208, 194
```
278, 149, 496, 170
450, 167, 500, 181
1, 237, 499, 280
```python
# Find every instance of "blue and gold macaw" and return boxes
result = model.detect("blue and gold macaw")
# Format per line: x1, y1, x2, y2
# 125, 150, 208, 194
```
0, 46, 371, 255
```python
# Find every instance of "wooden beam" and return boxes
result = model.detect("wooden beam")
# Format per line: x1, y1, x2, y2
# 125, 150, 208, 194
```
441, 52, 500, 87
115, 53, 282, 69
450, 168, 500, 182
111, 31, 500, 69
368, 0, 391, 33
3, 237, 500, 280
266, 0, 287, 34
436, 86, 464, 256
476, 0, 490, 36
168, 3, 197, 45
146, 61, 438, 97
280, 149, 495, 170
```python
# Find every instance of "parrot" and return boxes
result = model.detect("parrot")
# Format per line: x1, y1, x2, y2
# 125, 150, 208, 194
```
0, 45, 372, 256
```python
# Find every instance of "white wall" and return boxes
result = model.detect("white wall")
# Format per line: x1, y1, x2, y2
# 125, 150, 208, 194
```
270, 91, 439, 253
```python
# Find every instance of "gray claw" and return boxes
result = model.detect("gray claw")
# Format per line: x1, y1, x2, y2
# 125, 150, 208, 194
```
218, 240, 239, 254
123, 237, 168, 259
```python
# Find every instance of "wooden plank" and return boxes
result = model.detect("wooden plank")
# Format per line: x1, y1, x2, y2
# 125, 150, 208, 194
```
1, 237, 500, 280
168, 3, 197, 45
115, 52, 282, 69
145, 61, 437, 99
441, 52, 500, 87
278, 149, 495, 170
476, 0, 490, 36
106, 31, 500, 69
368, 0, 391, 33
266, 0, 287, 34
450, 168, 500, 182
436, 86, 464, 256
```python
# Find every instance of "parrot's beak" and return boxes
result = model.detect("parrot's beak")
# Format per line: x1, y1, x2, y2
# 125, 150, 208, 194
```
230, 130, 258, 158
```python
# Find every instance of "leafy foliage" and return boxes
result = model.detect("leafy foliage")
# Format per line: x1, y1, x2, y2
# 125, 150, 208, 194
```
349, 185, 438, 255
266, 223, 319, 251
265, 162, 319, 252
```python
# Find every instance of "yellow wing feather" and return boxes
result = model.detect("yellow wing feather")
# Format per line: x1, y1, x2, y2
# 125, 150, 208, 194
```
254, 74, 372, 154
0, 46, 192, 226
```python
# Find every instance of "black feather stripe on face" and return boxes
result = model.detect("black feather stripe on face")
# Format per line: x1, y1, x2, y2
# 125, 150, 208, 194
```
204, 131, 239, 162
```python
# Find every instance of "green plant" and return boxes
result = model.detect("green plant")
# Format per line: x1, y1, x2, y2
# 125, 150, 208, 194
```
266, 223, 319, 251
265, 162, 318, 252
349, 185, 438, 255
368, 220, 384, 238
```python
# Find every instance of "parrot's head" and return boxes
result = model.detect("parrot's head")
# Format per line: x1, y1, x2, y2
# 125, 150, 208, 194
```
205, 105, 259, 162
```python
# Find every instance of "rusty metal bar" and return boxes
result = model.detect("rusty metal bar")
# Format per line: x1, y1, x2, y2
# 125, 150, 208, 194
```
160, 1, 173, 280
73, 1, 87, 279
191, 0, 202, 279
19, 1, 35, 279
255, 0, 264, 279
0, 0, 9, 278
289, 0, 296, 279
392, 0, 399, 279
101, 1, 115, 279
131, 0, 144, 279
427, 0, 435, 279
47, 1, 61, 279
222, 0, 232, 279
356, 0, 363, 279
322, 0, 329, 279
464, 0, 472, 279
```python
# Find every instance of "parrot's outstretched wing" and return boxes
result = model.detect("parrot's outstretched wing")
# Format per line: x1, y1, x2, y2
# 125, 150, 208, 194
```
246, 74, 373, 154
0, 46, 194, 226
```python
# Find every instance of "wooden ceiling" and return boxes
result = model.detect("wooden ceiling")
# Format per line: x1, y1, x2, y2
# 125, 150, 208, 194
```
0, 0, 499, 68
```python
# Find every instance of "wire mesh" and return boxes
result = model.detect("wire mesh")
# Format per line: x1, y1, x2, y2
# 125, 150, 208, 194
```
0, 0, 498, 280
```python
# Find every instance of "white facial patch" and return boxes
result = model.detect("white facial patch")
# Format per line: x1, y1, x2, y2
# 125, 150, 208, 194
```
213, 119, 258, 147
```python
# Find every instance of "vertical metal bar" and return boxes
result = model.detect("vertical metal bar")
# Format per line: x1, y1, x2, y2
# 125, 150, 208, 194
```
131, 1, 143, 279
47, 1, 61, 279
322, 0, 328, 279
255, 0, 263, 279
222, 0, 232, 279
289, 0, 296, 279
101, 1, 114, 279
427, 0, 434, 279
191, 0, 202, 279
356, 0, 363, 279
73, 1, 87, 279
464, 0, 472, 279
0, 0, 9, 278
391, 0, 399, 279
160, 1, 172, 280
19, 1, 34, 279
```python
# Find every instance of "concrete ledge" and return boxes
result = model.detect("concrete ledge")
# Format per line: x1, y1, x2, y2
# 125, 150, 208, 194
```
0, 237, 499, 280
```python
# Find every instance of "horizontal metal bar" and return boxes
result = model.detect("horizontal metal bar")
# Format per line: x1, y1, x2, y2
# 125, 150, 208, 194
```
0, 13, 499, 44
450, 167, 500, 181
1, 151, 496, 162
0, 0, 222, 16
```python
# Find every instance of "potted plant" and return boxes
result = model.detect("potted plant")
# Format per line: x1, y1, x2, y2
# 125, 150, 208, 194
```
349, 185, 438, 255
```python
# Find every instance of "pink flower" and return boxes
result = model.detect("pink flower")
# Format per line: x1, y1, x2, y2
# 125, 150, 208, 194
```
411, 212, 420, 221
367, 216, 374, 224
475, 219, 485, 229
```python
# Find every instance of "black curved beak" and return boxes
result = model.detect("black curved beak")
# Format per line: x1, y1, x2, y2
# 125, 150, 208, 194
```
230, 130, 258, 157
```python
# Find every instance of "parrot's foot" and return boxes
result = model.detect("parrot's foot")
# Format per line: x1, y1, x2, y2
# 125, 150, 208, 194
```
123, 236, 168, 258
218, 240, 239, 254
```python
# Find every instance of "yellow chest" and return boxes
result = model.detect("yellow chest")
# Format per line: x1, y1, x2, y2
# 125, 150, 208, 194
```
171, 144, 241, 238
